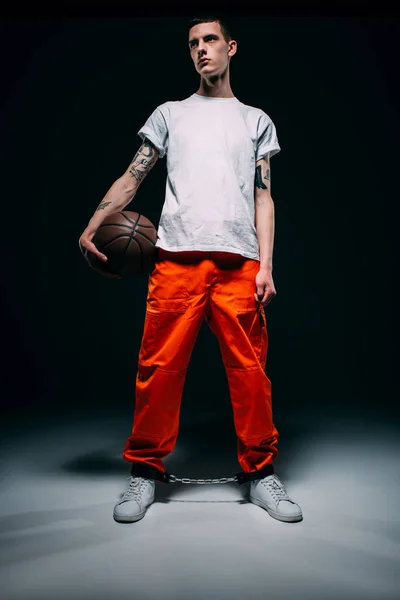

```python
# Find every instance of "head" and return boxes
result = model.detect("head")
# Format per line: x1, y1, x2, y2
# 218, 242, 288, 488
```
188, 14, 237, 76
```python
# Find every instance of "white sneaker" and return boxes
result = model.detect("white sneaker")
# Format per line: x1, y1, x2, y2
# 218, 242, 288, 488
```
250, 474, 303, 522
113, 476, 155, 523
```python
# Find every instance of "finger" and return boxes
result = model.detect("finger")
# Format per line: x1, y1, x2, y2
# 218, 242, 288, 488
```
78, 240, 87, 256
86, 242, 108, 262
263, 292, 276, 307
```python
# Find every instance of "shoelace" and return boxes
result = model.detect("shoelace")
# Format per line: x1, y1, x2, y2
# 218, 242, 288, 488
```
122, 477, 149, 501
260, 475, 293, 503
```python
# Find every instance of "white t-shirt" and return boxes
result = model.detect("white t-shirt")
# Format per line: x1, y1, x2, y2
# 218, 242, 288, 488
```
137, 93, 281, 260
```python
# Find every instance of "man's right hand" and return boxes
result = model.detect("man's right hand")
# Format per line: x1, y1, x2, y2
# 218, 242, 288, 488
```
79, 229, 108, 262
79, 229, 122, 280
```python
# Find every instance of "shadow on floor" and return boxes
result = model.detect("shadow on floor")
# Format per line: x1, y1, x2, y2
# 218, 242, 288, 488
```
60, 415, 311, 503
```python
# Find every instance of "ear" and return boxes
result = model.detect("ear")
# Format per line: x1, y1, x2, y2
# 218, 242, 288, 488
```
228, 40, 237, 58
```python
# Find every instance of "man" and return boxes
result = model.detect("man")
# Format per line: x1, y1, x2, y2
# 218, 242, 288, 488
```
79, 14, 303, 524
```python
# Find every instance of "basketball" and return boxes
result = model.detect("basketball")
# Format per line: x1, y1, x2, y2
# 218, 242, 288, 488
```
82, 211, 158, 278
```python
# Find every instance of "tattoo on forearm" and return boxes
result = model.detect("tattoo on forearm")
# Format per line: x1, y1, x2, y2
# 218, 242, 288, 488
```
264, 168, 270, 181
128, 139, 158, 182
255, 165, 268, 190
96, 201, 112, 211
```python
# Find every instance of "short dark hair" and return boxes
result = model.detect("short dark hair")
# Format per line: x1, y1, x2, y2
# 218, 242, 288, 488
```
188, 14, 233, 43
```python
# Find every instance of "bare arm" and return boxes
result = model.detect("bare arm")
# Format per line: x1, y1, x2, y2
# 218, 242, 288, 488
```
126, 137, 159, 187
254, 152, 274, 271
79, 137, 160, 262
85, 137, 160, 234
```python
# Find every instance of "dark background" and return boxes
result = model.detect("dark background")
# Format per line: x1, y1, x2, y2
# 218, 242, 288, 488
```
1, 8, 398, 435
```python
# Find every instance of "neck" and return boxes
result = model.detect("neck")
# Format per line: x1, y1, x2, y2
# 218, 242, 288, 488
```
196, 69, 234, 98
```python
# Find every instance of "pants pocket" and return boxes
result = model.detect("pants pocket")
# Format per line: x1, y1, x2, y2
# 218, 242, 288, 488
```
258, 304, 268, 368
138, 305, 189, 370
147, 259, 190, 312
236, 304, 267, 368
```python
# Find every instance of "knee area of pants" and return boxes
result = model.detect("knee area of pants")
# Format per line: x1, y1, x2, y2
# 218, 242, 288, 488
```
137, 364, 158, 382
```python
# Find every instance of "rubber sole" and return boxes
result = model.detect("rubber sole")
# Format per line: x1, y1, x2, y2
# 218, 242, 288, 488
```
113, 499, 154, 523
249, 495, 303, 523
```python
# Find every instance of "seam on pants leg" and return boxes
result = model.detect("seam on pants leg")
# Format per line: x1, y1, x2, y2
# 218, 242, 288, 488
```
157, 367, 188, 374
238, 433, 277, 441
225, 365, 261, 372
137, 364, 188, 381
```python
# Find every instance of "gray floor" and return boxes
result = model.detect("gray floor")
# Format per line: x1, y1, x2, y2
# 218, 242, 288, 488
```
0, 412, 399, 600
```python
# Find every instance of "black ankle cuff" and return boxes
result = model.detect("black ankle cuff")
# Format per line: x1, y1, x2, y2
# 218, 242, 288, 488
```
130, 462, 171, 483
236, 463, 274, 485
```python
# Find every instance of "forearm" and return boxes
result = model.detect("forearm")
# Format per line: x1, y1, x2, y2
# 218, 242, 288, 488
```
255, 195, 275, 270
85, 137, 159, 233
86, 177, 138, 233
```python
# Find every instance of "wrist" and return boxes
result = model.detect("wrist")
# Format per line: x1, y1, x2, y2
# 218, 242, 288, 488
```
259, 263, 272, 271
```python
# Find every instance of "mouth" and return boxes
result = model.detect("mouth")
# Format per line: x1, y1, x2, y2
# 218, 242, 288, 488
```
198, 59, 210, 66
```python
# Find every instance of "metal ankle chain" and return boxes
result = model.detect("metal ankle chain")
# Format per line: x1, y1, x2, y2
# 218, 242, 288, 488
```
131, 465, 274, 485
168, 474, 238, 485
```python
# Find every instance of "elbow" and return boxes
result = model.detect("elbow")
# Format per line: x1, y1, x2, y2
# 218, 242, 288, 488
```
255, 192, 274, 207
120, 173, 139, 195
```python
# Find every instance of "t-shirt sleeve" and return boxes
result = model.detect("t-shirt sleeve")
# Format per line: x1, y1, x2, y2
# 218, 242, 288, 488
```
256, 112, 281, 161
137, 105, 169, 158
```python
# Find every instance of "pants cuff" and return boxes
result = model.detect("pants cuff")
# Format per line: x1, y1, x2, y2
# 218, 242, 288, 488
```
130, 462, 170, 483
236, 463, 274, 484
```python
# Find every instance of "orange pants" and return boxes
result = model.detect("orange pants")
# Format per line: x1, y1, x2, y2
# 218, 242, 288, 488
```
123, 248, 279, 483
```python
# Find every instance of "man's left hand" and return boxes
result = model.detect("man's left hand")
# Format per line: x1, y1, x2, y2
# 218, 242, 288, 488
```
254, 268, 276, 307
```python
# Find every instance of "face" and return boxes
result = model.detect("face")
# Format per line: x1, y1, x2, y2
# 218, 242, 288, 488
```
188, 21, 236, 76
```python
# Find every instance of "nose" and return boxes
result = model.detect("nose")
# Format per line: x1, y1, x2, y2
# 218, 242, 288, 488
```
197, 41, 207, 57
